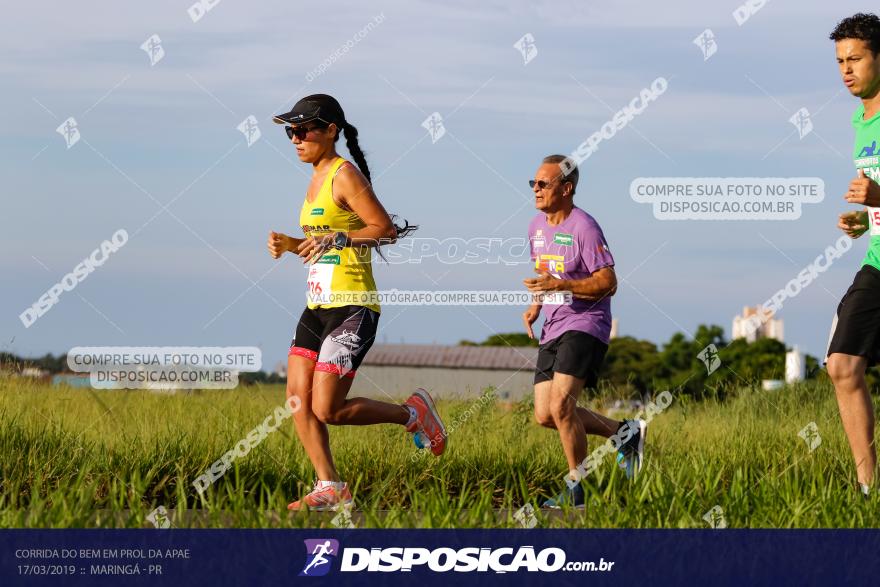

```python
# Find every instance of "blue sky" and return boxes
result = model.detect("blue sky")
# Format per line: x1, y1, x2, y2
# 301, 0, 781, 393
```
1, 0, 875, 370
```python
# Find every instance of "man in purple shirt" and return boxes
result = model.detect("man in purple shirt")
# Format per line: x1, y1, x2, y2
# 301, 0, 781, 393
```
523, 154, 647, 508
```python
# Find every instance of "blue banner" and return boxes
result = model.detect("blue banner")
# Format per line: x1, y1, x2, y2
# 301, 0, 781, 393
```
2, 529, 878, 586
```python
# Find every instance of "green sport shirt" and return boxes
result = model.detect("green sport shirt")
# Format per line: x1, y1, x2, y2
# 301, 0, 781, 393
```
854, 104, 880, 271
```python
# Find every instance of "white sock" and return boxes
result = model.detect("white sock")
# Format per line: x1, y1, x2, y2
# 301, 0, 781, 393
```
860, 483, 870, 496
405, 405, 418, 427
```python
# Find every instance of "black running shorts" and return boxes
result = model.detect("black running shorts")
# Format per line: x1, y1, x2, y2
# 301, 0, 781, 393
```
289, 305, 379, 378
826, 264, 880, 367
534, 330, 608, 389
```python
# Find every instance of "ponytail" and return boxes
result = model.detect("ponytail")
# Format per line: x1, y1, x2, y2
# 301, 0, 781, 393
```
389, 214, 418, 239
342, 122, 371, 184
372, 215, 418, 263
338, 120, 417, 243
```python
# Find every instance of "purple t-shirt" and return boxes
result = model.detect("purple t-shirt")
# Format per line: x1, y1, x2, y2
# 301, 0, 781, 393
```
528, 206, 615, 345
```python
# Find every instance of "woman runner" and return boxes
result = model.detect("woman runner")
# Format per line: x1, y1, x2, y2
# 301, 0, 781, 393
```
267, 94, 446, 510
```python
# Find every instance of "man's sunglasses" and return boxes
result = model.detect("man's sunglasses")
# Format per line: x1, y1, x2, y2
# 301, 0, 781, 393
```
529, 174, 570, 190
529, 179, 554, 190
285, 123, 327, 141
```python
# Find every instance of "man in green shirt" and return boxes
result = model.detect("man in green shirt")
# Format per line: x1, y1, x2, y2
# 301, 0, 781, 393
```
828, 13, 880, 496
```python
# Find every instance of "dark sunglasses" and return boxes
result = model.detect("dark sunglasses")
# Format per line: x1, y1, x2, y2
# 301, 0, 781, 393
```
285, 123, 327, 141
529, 179, 556, 190
529, 174, 571, 190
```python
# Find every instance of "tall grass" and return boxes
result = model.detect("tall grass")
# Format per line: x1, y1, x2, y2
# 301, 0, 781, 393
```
0, 376, 876, 528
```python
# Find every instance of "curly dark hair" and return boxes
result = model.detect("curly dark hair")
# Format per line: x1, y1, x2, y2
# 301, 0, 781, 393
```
829, 13, 880, 54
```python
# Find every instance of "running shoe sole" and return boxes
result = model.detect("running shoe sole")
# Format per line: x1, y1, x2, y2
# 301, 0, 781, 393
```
541, 502, 586, 510
617, 419, 647, 479
304, 500, 353, 512
626, 419, 647, 478
636, 418, 647, 472
413, 388, 447, 455
288, 498, 353, 512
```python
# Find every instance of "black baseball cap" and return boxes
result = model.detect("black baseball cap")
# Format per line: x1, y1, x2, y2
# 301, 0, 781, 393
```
272, 94, 345, 127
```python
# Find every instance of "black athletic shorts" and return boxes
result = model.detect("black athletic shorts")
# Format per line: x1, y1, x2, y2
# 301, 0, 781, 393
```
289, 305, 379, 378
826, 264, 880, 367
534, 330, 608, 389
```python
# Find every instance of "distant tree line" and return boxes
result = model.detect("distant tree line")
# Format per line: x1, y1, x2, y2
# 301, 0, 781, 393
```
459, 325, 847, 398
9, 324, 880, 397
1, 352, 67, 373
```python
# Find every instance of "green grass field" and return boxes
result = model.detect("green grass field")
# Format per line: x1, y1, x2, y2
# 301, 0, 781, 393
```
1, 375, 877, 528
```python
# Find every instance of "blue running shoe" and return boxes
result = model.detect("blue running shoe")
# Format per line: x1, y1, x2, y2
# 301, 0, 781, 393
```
616, 419, 647, 479
542, 483, 585, 509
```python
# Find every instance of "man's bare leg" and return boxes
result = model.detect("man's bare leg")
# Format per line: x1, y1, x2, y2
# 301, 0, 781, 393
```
827, 352, 877, 489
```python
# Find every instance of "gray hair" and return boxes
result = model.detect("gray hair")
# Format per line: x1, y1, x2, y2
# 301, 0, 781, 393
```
542, 154, 578, 195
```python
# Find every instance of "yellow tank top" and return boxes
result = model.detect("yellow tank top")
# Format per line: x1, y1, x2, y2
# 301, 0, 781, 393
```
299, 157, 380, 313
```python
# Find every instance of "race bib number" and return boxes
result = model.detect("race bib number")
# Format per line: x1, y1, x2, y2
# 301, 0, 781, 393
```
870, 207, 880, 236
307, 261, 335, 303
536, 254, 565, 275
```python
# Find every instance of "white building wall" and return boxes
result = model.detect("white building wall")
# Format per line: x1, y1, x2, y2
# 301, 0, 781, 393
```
351, 366, 535, 401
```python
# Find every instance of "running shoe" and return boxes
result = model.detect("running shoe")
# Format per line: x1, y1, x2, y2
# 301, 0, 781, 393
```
287, 481, 353, 511
542, 482, 585, 509
616, 419, 647, 479
405, 388, 447, 456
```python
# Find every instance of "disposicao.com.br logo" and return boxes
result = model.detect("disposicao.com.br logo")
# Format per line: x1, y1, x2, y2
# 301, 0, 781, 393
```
298, 539, 614, 575
300, 539, 340, 577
